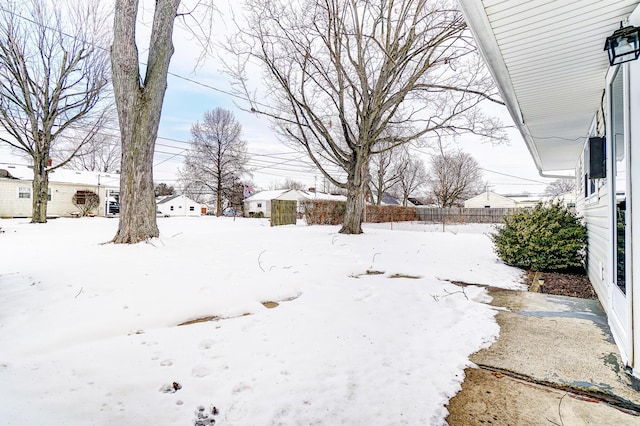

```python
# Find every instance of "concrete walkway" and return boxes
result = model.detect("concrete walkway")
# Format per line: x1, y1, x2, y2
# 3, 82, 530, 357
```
447, 288, 640, 425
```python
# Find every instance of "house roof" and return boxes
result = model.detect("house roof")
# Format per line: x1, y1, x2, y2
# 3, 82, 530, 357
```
244, 189, 289, 201
245, 189, 348, 203
297, 190, 347, 202
0, 163, 120, 187
459, 0, 640, 173
369, 190, 400, 205
156, 194, 181, 204
465, 191, 515, 204
156, 194, 200, 205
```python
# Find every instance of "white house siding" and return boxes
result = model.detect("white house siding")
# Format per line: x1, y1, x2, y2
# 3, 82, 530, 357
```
244, 199, 275, 217
243, 190, 288, 217
0, 180, 32, 217
156, 195, 202, 217
49, 183, 108, 217
576, 182, 609, 307
0, 178, 117, 218
244, 199, 270, 217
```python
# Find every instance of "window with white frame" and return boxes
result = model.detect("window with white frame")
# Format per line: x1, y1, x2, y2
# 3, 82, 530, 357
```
18, 186, 31, 199
189, 206, 195, 211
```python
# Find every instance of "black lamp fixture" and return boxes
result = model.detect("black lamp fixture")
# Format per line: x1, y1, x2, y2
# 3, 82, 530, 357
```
604, 22, 640, 66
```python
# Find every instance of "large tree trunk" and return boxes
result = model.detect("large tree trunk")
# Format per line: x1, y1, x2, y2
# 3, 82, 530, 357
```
340, 152, 369, 234
110, 0, 180, 243
115, 109, 159, 242
31, 154, 49, 223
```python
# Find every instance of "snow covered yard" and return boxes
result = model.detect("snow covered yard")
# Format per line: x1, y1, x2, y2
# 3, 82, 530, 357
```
0, 217, 524, 425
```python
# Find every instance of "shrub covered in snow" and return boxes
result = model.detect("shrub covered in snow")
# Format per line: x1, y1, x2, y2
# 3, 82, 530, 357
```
491, 202, 587, 272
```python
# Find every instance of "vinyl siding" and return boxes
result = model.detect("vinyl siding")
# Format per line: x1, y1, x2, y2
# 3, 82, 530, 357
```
0, 179, 116, 218
576, 154, 610, 308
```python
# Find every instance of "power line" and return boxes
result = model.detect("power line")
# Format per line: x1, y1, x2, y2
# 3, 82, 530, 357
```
480, 168, 549, 184
0, 4, 564, 191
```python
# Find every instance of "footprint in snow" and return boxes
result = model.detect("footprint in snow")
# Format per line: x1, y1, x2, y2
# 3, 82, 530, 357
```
191, 365, 211, 378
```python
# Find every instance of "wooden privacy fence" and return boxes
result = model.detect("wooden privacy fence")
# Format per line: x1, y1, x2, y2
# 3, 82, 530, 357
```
299, 201, 522, 225
271, 200, 297, 226
415, 207, 522, 223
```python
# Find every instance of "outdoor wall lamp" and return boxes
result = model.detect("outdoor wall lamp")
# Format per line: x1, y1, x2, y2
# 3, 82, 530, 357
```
604, 22, 640, 66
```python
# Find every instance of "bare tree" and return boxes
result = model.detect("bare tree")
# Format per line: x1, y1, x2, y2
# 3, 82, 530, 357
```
0, 0, 112, 223
227, 0, 504, 234
544, 178, 576, 197
283, 178, 305, 190
180, 108, 248, 216
428, 150, 484, 207
111, 0, 216, 242
392, 149, 428, 206
228, 178, 247, 215
63, 132, 121, 173
178, 178, 211, 204
369, 144, 404, 205
154, 182, 175, 197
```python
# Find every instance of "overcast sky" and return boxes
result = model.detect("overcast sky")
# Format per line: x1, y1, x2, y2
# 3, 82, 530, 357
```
0, 0, 559, 196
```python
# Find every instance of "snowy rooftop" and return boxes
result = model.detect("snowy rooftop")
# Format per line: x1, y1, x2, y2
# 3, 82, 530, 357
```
299, 190, 347, 201
0, 163, 120, 188
245, 189, 347, 202
244, 189, 288, 201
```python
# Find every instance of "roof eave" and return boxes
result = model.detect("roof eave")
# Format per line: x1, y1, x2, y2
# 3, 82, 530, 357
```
458, 0, 547, 175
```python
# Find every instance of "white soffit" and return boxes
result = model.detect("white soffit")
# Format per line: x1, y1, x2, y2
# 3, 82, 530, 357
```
459, 0, 640, 172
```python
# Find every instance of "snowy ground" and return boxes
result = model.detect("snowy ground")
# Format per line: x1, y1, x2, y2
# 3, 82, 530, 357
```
0, 217, 524, 425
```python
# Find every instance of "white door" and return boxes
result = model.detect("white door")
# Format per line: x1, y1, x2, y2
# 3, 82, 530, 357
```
608, 65, 633, 364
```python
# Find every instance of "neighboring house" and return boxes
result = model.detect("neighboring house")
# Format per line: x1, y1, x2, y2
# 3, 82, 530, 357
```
244, 189, 347, 217
464, 191, 547, 208
465, 191, 575, 209
244, 189, 289, 217
156, 194, 202, 217
464, 191, 518, 208
460, 0, 640, 375
0, 163, 120, 218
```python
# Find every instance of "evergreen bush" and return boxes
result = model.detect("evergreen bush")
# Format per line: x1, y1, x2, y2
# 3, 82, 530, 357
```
491, 203, 587, 272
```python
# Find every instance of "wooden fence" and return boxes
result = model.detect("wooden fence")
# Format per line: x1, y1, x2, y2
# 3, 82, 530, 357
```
299, 201, 522, 225
415, 207, 522, 224
271, 200, 297, 226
